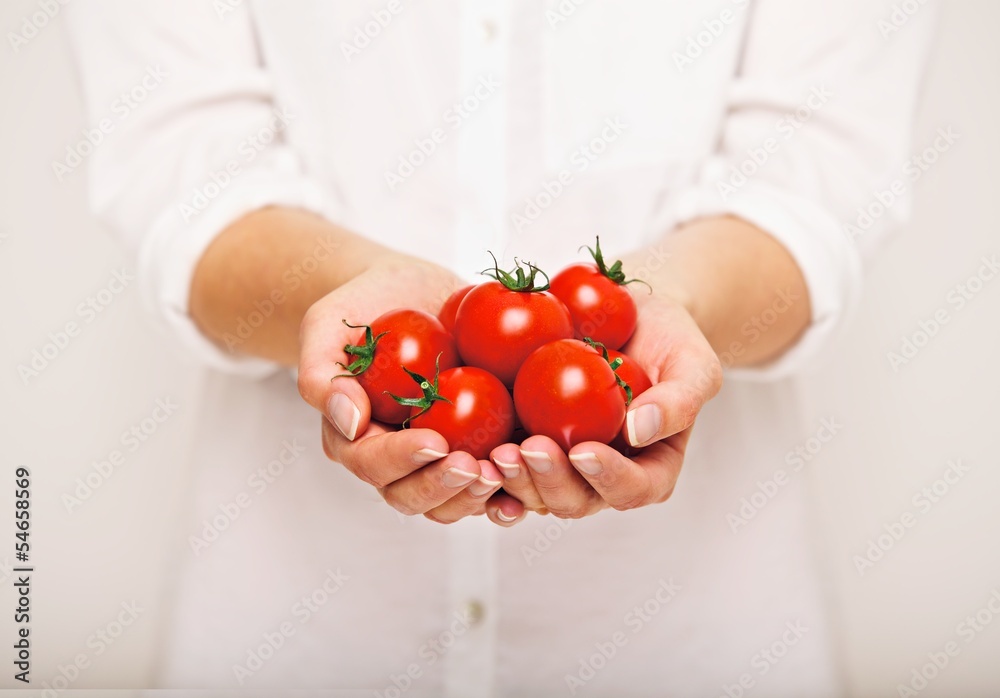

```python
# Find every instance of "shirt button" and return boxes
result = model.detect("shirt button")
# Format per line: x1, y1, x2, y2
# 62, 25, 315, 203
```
463, 599, 486, 626
480, 19, 497, 43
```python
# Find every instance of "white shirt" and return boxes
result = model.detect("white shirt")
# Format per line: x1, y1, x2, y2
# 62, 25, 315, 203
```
66, 1, 935, 695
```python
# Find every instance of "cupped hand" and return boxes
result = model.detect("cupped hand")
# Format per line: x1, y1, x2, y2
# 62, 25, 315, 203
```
297, 255, 506, 522
489, 291, 722, 521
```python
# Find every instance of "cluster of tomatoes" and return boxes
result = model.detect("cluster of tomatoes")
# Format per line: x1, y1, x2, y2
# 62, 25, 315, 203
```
336, 239, 653, 459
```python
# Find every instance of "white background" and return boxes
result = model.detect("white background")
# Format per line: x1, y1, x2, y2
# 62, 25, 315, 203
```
1, 1, 998, 695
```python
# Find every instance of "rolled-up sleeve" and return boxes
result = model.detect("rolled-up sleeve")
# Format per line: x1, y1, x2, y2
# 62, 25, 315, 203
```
661, 0, 938, 380
65, 0, 332, 376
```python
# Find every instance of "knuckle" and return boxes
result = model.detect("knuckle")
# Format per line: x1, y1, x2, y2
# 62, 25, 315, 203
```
296, 364, 324, 404
549, 502, 590, 520
417, 476, 442, 504
321, 426, 336, 461
611, 491, 649, 512
363, 471, 389, 489
423, 512, 453, 525
381, 489, 418, 517
354, 464, 390, 490
298, 304, 321, 342
677, 388, 703, 430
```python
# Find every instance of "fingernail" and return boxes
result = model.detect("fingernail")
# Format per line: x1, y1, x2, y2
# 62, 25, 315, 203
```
496, 509, 519, 523
569, 452, 602, 476
520, 450, 552, 474
468, 476, 501, 497
442, 467, 479, 489
414, 448, 449, 465
329, 392, 361, 441
626, 404, 661, 447
493, 460, 520, 479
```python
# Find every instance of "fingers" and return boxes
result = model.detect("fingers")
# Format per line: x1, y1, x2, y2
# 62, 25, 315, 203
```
321, 420, 451, 487
298, 305, 372, 441
485, 491, 527, 527
568, 429, 691, 511
624, 354, 721, 448
513, 435, 605, 519
378, 451, 482, 516
424, 460, 503, 524
490, 443, 548, 512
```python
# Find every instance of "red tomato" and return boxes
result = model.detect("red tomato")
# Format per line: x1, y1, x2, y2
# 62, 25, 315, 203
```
606, 349, 653, 457
339, 309, 459, 425
513, 339, 626, 451
404, 367, 515, 460
607, 348, 653, 403
549, 237, 647, 350
454, 258, 573, 387
438, 285, 474, 332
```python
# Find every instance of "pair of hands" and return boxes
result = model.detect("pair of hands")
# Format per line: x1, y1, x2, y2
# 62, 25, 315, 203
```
296, 254, 723, 526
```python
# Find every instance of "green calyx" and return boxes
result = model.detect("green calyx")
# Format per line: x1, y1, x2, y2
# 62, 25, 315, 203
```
581, 236, 651, 292
387, 353, 452, 428
335, 319, 389, 378
480, 251, 552, 292
583, 337, 634, 406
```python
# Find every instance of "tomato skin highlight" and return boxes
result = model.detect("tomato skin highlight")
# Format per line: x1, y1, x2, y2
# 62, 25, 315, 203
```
438, 285, 474, 333
408, 367, 515, 460
454, 282, 573, 387
550, 263, 638, 350
513, 339, 627, 451
351, 310, 460, 425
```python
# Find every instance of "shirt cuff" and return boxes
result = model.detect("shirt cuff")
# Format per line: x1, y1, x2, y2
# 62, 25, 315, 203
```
138, 163, 337, 377
659, 181, 863, 381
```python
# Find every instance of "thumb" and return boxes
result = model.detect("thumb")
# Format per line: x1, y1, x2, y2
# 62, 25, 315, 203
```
624, 353, 722, 448
297, 299, 373, 442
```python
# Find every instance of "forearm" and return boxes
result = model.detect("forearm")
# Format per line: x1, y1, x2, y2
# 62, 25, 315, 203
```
189, 207, 391, 366
624, 216, 812, 367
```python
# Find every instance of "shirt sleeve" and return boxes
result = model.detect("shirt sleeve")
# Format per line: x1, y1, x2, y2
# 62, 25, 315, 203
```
657, 0, 938, 381
65, 0, 335, 377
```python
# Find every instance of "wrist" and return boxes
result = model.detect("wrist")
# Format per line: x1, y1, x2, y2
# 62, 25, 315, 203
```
621, 244, 709, 335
